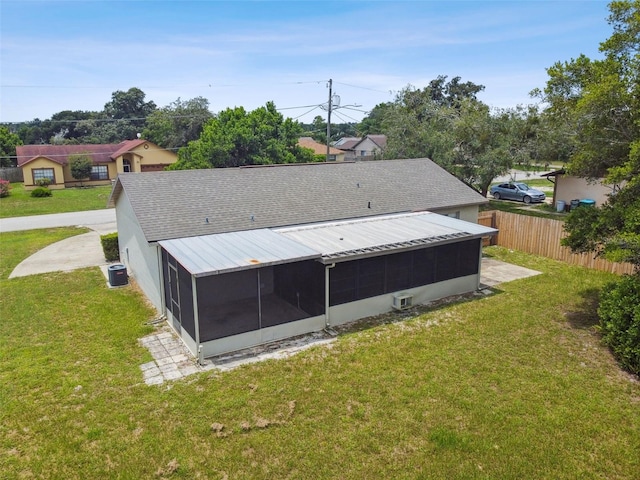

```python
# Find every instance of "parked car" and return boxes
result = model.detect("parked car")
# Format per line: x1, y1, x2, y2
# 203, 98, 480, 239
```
490, 182, 546, 204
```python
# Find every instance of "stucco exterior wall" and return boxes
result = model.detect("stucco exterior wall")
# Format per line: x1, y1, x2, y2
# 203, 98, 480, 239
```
430, 204, 480, 223
116, 144, 178, 173
115, 189, 164, 311
21, 158, 65, 190
555, 175, 615, 207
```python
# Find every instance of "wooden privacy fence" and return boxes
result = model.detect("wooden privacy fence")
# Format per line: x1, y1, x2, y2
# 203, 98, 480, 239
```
478, 210, 635, 275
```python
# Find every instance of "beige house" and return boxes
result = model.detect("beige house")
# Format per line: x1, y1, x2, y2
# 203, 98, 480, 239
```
541, 169, 621, 209
298, 137, 346, 162
334, 135, 387, 161
17, 139, 177, 190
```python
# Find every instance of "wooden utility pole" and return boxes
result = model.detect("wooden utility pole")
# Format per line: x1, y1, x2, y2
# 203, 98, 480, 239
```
326, 79, 332, 162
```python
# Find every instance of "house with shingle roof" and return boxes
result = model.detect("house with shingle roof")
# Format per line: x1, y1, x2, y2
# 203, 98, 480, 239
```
107, 158, 496, 360
298, 137, 346, 162
334, 134, 387, 161
16, 139, 177, 189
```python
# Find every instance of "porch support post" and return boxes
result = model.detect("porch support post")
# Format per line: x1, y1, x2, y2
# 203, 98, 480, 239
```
192, 275, 202, 364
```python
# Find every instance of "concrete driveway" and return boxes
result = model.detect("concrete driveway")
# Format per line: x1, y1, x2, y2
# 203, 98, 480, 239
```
4, 210, 117, 279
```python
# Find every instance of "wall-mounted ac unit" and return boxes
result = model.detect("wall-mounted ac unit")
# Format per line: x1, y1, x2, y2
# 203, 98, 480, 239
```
392, 293, 413, 311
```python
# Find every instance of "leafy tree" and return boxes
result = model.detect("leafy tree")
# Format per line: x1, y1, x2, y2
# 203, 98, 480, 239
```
381, 84, 527, 195
143, 97, 213, 149
69, 153, 93, 186
172, 102, 316, 169
358, 102, 392, 136
104, 87, 156, 120
542, 0, 640, 269
0, 125, 23, 167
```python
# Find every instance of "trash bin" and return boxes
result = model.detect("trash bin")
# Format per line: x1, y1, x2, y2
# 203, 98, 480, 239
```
556, 200, 565, 213
108, 264, 128, 286
570, 199, 580, 211
579, 199, 596, 208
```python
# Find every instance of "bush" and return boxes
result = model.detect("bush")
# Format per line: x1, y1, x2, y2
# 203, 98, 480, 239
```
30, 186, 52, 197
0, 179, 10, 197
598, 274, 640, 375
100, 232, 120, 262
35, 178, 51, 187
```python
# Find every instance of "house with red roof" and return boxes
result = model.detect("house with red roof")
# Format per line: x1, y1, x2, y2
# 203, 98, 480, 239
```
16, 139, 178, 190
297, 137, 346, 162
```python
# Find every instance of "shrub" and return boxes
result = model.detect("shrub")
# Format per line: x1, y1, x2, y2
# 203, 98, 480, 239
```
30, 186, 52, 197
35, 178, 52, 187
598, 274, 640, 375
100, 232, 120, 262
0, 179, 10, 197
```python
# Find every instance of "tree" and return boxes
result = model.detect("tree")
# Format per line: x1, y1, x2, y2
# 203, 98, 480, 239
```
69, 153, 93, 186
171, 102, 316, 169
381, 83, 526, 195
142, 97, 213, 149
539, 0, 640, 269
0, 126, 23, 167
358, 102, 392, 136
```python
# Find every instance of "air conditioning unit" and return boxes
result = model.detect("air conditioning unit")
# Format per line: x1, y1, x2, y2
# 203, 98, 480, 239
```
392, 293, 413, 311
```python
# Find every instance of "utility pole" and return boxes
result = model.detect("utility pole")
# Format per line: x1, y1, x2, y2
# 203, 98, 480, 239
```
326, 79, 332, 162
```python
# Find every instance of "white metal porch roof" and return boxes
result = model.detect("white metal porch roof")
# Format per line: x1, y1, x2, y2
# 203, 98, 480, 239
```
159, 229, 321, 277
275, 212, 497, 262
159, 212, 498, 276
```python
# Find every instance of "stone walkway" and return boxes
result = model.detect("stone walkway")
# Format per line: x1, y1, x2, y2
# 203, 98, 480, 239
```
139, 330, 204, 385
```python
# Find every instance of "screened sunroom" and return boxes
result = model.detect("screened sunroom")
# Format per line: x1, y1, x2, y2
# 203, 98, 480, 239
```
158, 212, 497, 360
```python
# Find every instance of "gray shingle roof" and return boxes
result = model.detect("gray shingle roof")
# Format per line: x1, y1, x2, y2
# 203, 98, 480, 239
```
108, 158, 487, 243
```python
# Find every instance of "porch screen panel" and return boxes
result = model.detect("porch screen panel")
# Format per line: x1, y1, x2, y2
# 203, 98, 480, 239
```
161, 249, 196, 338
177, 262, 195, 339
411, 247, 436, 286
273, 260, 325, 319
329, 261, 357, 306
386, 251, 413, 292
196, 269, 260, 342
329, 241, 479, 306
458, 239, 481, 276
435, 243, 460, 282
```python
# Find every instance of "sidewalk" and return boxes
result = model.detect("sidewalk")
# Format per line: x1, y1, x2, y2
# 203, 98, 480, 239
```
0, 209, 116, 233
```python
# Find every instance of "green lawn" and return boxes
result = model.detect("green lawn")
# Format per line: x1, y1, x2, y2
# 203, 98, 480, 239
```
0, 183, 113, 218
1, 230, 638, 479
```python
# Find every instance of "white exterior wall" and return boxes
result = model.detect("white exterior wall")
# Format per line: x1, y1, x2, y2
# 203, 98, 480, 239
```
555, 175, 615, 207
430, 205, 480, 223
198, 315, 326, 358
355, 138, 381, 157
115, 189, 164, 311
327, 274, 479, 326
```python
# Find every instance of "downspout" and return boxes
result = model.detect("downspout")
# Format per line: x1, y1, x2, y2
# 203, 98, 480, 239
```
324, 263, 336, 327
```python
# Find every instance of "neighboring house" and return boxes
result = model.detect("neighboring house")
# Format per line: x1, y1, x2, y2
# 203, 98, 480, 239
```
108, 158, 496, 360
16, 139, 178, 190
334, 134, 387, 161
541, 169, 621, 209
298, 137, 346, 162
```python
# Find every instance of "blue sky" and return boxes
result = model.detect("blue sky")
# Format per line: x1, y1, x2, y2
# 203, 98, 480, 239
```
1, 1, 612, 124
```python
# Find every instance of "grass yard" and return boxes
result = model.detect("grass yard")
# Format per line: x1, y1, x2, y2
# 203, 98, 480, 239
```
0, 229, 638, 479
0, 183, 113, 218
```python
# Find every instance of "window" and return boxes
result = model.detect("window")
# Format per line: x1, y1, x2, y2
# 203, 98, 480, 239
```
32, 168, 55, 184
122, 160, 131, 172
90, 165, 109, 180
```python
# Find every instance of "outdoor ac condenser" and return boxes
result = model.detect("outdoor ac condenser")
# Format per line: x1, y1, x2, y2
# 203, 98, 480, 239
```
392, 293, 413, 311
